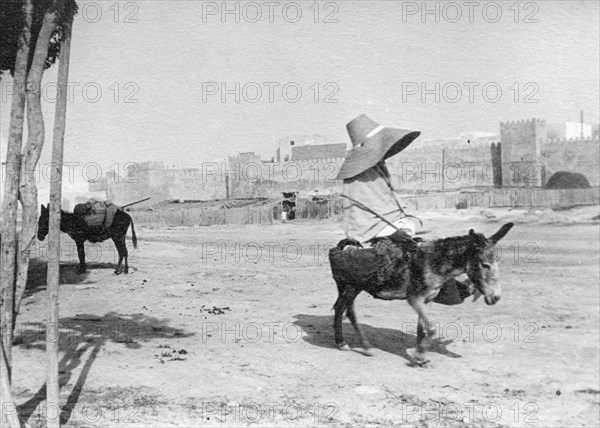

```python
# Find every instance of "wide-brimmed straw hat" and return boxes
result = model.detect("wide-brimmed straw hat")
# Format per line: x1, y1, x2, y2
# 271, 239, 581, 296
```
336, 114, 421, 180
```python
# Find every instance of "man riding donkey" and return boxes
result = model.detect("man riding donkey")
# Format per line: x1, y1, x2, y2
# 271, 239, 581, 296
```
333, 114, 477, 351
337, 114, 423, 242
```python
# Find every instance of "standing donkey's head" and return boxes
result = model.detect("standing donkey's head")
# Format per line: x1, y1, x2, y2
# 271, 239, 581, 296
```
465, 222, 514, 306
37, 204, 50, 241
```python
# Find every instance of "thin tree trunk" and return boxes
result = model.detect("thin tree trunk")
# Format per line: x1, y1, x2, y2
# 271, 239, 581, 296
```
13, 8, 59, 328
1, 0, 33, 373
1, 342, 23, 428
46, 12, 73, 428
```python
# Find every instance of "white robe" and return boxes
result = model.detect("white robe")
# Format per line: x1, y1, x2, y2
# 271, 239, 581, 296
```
342, 163, 415, 242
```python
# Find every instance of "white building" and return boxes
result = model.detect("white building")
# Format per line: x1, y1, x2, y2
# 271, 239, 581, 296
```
564, 122, 592, 139
276, 134, 342, 162
548, 122, 593, 140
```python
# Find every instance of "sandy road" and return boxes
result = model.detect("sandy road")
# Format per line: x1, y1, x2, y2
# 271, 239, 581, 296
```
11, 208, 600, 427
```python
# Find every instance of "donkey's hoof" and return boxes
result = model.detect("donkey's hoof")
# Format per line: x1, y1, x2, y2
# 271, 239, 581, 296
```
357, 347, 374, 357
415, 358, 431, 367
410, 350, 431, 366
114, 270, 122, 275
338, 343, 351, 352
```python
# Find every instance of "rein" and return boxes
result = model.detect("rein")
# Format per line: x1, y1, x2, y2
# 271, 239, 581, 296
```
340, 194, 402, 232
342, 162, 423, 230
374, 163, 423, 227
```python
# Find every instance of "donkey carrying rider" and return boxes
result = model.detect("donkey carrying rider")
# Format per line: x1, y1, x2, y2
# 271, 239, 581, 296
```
335, 114, 473, 302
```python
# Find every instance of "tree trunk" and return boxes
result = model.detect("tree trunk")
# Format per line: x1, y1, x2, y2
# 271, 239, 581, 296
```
0, 342, 23, 428
13, 8, 59, 328
0, 0, 33, 373
46, 12, 73, 428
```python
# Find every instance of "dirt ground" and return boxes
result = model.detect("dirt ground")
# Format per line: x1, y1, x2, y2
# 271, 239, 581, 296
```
11, 206, 600, 427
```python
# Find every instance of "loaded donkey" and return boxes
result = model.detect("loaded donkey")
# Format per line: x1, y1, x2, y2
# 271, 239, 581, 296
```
37, 199, 137, 274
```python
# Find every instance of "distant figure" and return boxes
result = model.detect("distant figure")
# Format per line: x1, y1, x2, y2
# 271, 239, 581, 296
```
281, 210, 288, 223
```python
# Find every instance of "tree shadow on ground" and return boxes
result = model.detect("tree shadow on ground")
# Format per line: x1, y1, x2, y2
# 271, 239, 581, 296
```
293, 314, 461, 364
26, 257, 90, 285
24, 258, 93, 299
24, 258, 133, 301
14, 312, 194, 426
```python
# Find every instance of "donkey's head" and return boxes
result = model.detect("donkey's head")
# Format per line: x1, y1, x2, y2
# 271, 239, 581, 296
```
465, 222, 514, 306
37, 204, 50, 241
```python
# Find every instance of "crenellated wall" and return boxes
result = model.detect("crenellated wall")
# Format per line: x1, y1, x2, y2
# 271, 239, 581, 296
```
106, 157, 347, 204
107, 166, 171, 208
386, 140, 499, 190
500, 118, 546, 187
104, 120, 598, 205
227, 157, 346, 198
542, 137, 600, 186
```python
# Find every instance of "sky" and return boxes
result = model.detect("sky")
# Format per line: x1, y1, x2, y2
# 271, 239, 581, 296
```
1, 0, 599, 177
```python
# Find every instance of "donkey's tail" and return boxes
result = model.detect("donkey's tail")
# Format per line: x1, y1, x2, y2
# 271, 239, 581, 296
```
130, 218, 138, 249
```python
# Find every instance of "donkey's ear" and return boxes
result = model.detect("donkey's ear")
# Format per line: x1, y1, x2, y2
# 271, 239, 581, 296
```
469, 229, 476, 237
489, 222, 514, 244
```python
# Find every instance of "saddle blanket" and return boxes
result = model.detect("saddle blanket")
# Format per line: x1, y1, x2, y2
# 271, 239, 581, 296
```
73, 199, 120, 229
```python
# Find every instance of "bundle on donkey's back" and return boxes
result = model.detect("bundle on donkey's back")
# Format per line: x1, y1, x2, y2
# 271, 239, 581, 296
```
73, 198, 121, 230
328, 223, 514, 364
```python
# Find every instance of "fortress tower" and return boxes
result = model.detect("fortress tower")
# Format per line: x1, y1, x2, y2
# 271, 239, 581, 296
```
500, 118, 547, 187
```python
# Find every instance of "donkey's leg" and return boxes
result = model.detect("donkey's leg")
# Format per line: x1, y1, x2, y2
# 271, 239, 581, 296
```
123, 249, 129, 274
408, 297, 435, 336
121, 236, 129, 274
75, 240, 87, 274
346, 299, 373, 356
333, 292, 350, 351
416, 316, 431, 354
112, 236, 127, 275
410, 316, 434, 365
408, 296, 436, 363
